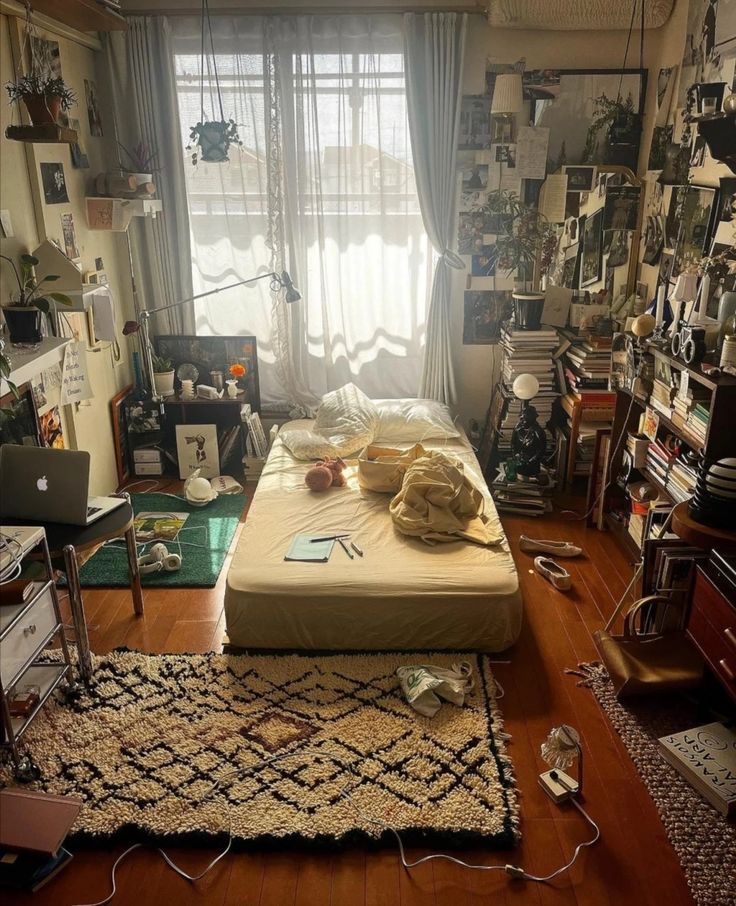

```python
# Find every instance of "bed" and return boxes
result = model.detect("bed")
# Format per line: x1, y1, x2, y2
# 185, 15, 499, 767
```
225, 420, 523, 652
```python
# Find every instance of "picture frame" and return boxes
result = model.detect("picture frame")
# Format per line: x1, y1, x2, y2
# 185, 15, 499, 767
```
110, 385, 133, 487
462, 290, 513, 344
40, 162, 69, 205
175, 423, 219, 480
580, 209, 604, 287
155, 336, 260, 411
0, 383, 39, 447
602, 186, 641, 232
563, 166, 597, 193
671, 184, 719, 278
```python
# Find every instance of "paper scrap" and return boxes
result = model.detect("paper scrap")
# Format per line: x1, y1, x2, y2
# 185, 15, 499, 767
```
516, 126, 550, 180
538, 173, 568, 223
60, 341, 93, 405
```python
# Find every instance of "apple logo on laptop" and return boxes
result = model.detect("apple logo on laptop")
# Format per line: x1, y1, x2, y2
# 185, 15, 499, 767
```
37, 476, 48, 492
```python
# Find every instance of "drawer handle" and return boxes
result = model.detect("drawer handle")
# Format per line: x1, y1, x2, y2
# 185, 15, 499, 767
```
23, 623, 37, 636
725, 628, 736, 652
719, 659, 736, 682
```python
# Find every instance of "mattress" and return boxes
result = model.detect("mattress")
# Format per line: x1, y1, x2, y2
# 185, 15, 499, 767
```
225, 420, 523, 651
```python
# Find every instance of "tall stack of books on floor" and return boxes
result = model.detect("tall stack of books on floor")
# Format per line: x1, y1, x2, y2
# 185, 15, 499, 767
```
492, 323, 560, 515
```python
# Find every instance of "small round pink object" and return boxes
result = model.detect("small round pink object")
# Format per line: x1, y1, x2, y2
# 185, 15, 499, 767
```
305, 464, 334, 492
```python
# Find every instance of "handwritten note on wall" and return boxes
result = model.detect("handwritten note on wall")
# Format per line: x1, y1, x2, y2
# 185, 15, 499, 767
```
60, 341, 93, 405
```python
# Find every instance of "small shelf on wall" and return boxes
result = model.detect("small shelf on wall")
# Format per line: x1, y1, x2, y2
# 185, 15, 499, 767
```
21, 0, 128, 33
31, 240, 98, 312
5, 124, 78, 144
0, 336, 71, 397
85, 197, 163, 232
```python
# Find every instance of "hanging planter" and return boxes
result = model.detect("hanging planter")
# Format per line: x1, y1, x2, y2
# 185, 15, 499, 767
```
186, 0, 241, 166
188, 119, 241, 165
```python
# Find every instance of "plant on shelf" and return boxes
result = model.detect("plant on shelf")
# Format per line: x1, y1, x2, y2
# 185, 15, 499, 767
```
118, 140, 161, 177
582, 91, 641, 168
0, 253, 72, 346
6, 73, 77, 127
151, 352, 175, 398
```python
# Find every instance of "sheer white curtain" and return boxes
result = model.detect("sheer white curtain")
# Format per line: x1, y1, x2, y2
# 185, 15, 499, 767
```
171, 15, 431, 408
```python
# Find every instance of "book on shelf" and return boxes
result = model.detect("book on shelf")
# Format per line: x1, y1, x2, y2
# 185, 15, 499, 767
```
657, 722, 736, 817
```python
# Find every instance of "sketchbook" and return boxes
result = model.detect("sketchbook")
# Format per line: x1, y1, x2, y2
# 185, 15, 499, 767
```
284, 534, 335, 562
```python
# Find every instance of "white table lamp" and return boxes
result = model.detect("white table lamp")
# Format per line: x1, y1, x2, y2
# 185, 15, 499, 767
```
491, 73, 524, 116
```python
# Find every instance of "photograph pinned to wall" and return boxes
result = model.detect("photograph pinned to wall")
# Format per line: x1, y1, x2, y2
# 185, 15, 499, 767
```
581, 208, 604, 287
648, 125, 673, 171
40, 162, 69, 205
690, 135, 707, 168
642, 214, 665, 265
125, 399, 162, 434
39, 406, 64, 449
606, 229, 631, 269
462, 290, 513, 344
462, 164, 489, 191
60, 213, 80, 260
471, 247, 496, 277
658, 249, 675, 291
656, 66, 677, 126
459, 190, 487, 213
602, 185, 641, 232
672, 184, 717, 277
175, 424, 219, 480
525, 69, 645, 171
84, 79, 103, 137
458, 211, 491, 255
563, 165, 596, 192
597, 172, 608, 198
561, 242, 581, 289
67, 118, 89, 169
491, 115, 514, 144
718, 178, 735, 222
458, 96, 491, 150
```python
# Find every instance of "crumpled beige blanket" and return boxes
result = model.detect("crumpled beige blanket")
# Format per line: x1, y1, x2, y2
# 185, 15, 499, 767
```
389, 451, 502, 546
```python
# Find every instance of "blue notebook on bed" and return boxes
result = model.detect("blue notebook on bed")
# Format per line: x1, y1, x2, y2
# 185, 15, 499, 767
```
284, 533, 335, 562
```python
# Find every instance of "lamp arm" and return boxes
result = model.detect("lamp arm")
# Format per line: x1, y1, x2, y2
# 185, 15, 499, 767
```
139, 272, 284, 322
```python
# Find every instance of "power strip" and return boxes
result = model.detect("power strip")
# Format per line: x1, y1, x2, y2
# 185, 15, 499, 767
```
539, 769, 579, 803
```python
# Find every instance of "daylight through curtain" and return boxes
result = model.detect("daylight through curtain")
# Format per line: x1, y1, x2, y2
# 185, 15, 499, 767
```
171, 15, 431, 408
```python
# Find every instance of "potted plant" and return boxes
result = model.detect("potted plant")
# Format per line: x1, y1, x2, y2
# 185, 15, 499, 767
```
482, 189, 556, 330
118, 140, 160, 185
6, 73, 77, 126
187, 119, 242, 165
151, 352, 175, 397
582, 92, 641, 170
0, 253, 73, 345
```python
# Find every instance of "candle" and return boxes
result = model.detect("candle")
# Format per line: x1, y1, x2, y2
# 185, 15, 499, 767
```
697, 275, 710, 323
655, 285, 665, 327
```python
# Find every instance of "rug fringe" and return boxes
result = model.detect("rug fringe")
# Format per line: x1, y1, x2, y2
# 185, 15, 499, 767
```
564, 661, 608, 687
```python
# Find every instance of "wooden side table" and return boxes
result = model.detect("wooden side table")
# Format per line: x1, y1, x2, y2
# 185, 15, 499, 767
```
671, 501, 736, 553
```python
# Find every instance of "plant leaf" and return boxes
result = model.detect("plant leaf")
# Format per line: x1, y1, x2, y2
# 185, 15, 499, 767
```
44, 274, 60, 282
34, 298, 50, 314
21, 254, 39, 266
49, 292, 73, 306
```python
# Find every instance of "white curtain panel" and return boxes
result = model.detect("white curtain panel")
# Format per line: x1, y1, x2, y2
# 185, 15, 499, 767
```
105, 19, 195, 334
170, 15, 432, 408
403, 12, 467, 404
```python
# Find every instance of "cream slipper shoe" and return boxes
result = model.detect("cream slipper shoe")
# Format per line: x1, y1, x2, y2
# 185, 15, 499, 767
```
520, 535, 582, 558
534, 556, 572, 591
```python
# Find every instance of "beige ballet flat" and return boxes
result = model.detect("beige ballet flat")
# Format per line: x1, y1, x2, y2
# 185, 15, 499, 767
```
520, 535, 582, 558
534, 556, 572, 591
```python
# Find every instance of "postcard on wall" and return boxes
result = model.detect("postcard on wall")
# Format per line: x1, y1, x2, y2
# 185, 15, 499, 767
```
60, 213, 80, 260
515, 126, 549, 180
68, 118, 89, 169
176, 424, 220, 480
39, 406, 64, 449
86, 198, 125, 231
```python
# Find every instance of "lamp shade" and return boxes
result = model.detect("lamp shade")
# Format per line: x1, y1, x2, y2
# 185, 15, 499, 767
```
512, 373, 539, 400
491, 74, 524, 115
671, 272, 698, 303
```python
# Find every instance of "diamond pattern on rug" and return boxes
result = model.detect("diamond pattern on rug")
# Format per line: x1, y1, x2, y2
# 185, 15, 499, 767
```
1, 650, 519, 849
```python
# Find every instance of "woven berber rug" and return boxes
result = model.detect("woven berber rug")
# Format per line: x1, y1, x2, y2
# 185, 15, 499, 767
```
3, 650, 519, 850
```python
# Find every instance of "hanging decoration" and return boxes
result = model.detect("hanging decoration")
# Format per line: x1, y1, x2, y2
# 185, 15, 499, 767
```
186, 0, 242, 165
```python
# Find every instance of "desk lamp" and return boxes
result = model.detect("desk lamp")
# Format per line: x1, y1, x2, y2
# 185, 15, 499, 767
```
539, 724, 584, 802
510, 373, 546, 477
491, 74, 523, 162
123, 270, 300, 401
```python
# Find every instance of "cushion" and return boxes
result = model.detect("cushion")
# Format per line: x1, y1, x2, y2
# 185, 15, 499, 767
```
373, 398, 460, 442
279, 429, 351, 461
312, 383, 378, 453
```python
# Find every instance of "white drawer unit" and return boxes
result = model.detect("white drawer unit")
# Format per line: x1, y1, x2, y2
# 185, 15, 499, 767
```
0, 583, 59, 689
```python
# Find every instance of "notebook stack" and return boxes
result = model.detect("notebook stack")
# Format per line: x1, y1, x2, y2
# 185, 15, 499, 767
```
491, 463, 555, 516
559, 331, 613, 395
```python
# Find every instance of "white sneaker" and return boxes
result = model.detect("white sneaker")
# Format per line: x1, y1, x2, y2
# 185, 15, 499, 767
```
534, 556, 572, 591
520, 535, 582, 558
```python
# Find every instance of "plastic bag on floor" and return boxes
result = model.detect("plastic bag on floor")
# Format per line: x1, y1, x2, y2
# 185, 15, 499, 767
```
396, 662, 474, 717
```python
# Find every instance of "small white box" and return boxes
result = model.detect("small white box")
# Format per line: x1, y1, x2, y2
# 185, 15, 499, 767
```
135, 461, 164, 476
243, 456, 265, 482
134, 447, 162, 464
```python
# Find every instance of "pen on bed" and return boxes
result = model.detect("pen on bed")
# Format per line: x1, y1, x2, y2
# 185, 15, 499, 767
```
350, 542, 363, 557
337, 537, 354, 559
310, 534, 350, 543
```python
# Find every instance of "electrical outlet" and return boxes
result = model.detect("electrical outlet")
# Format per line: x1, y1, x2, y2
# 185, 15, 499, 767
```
539, 769, 579, 803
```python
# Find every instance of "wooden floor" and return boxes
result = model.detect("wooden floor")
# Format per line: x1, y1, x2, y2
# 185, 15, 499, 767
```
10, 494, 696, 906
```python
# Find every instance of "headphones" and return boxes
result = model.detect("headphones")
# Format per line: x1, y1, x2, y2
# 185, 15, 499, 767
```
138, 543, 182, 575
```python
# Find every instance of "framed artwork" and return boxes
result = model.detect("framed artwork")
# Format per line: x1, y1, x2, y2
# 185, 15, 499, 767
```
175, 424, 219, 480
40, 162, 69, 205
602, 186, 641, 232
110, 385, 133, 487
0, 383, 40, 446
581, 209, 604, 287
463, 290, 513, 344
561, 243, 581, 289
155, 336, 260, 410
671, 185, 718, 277
524, 69, 646, 172
563, 166, 597, 192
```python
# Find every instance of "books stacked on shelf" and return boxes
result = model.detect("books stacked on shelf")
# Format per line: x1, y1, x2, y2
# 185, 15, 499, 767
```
496, 324, 560, 460
650, 377, 674, 419
684, 403, 709, 446
646, 437, 676, 490
672, 383, 710, 434
558, 330, 613, 395
666, 455, 698, 503
574, 421, 602, 476
491, 463, 555, 517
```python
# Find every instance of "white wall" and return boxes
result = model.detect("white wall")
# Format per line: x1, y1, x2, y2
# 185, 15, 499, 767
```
1, 13, 136, 494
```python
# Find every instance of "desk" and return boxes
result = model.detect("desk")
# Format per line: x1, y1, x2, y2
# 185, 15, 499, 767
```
2, 495, 143, 684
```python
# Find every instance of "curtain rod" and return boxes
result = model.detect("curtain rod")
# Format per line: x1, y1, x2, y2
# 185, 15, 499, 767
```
122, 4, 485, 14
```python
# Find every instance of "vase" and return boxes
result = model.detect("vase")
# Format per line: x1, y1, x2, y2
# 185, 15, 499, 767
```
153, 369, 175, 398
2, 306, 42, 346
23, 94, 62, 126
226, 379, 239, 399
512, 292, 546, 331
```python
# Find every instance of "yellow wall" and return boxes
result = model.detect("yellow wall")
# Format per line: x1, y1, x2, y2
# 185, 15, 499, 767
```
1, 12, 135, 495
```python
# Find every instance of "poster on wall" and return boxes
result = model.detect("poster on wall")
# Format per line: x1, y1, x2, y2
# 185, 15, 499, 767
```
462, 290, 513, 344
176, 424, 219, 480
60, 213, 80, 260
40, 162, 69, 205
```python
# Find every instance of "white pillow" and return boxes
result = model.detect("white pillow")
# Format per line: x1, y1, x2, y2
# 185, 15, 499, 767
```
313, 382, 378, 452
373, 398, 460, 442
279, 428, 351, 461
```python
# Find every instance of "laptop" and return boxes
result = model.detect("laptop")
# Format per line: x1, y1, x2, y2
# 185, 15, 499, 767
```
0, 446, 126, 527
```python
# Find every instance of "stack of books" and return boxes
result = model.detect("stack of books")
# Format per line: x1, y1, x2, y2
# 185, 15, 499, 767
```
496, 325, 560, 459
650, 378, 674, 419
658, 722, 736, 817
672, 384, 710, 431
646, 437, 677, 489
574, 421, 602, 476
685, 403, 710, 446
0, 790, 80, 895
491, 463, 555, 516
559, 331, 613, 394
666, 455, 698, 503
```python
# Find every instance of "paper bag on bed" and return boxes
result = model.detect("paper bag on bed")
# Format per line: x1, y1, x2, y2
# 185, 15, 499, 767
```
357, 443, 427, 494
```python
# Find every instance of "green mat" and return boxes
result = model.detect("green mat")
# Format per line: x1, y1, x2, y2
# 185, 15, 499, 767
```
78, 493, 246, 588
